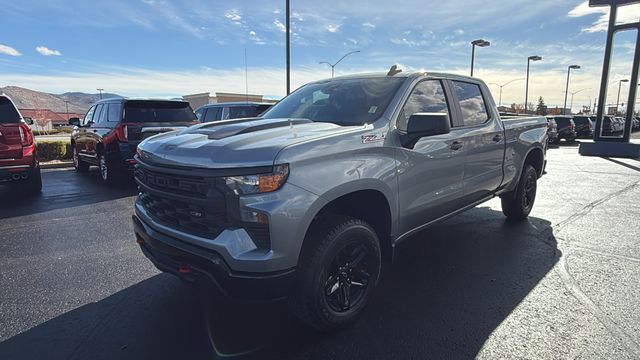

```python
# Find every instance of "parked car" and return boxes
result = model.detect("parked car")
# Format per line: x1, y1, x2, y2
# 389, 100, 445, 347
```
545, 117, 559, 144
0, 94, 42, 193
132, 70, 547, 331
633, 117, 639, 131
600, 115, 620, 136
69, 98, 197, 183
194, 102, 273, 123
572, 115, 594, 139
551, 116, 577, 142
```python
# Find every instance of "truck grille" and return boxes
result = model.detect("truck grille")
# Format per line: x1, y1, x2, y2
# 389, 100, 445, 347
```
134, 163, 271, 249
138, 190, 229, 239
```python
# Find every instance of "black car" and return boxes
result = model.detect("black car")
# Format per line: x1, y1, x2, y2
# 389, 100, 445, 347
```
69, 98, 197, 183
572, 115, 594, 138
195, 102, 273, 123
551, 116, 577, 142
599, 115, 620, 136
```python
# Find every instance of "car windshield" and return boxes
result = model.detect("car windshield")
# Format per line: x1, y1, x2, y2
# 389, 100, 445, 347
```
123, 101, 196, 123
554, 117, 571, 126
262, 77, 405, 126
0, 97, 21, 124
573, 117, 590, 125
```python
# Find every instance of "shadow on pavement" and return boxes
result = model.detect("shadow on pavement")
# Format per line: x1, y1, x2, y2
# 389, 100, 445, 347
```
0, 168, 138, 219
0, 206, 559, 360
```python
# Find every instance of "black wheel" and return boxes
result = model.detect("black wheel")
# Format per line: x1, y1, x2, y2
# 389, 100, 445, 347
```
97, 152, 117, 184
501, 164, 537, 220
73, 146, 89, 173
24, 166, 42, 194
288, 216, 381, 332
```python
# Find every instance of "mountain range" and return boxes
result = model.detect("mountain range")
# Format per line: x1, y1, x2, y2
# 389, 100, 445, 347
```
0, 86, 122, 114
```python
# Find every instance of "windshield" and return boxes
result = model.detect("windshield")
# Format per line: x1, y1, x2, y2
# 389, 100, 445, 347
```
123, 101, 196, 123
262, 77, 405, 126
0, 97, 21, 124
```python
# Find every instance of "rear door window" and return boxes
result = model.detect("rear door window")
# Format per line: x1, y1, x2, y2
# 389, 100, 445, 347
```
94, 104, 109, 125
83, 106, 96, 126
452, 81, 489, 126
0, 97, 21, 124
107, 103, 122, 122
229, 106, 258, 119
123, 101, 197, 123
204, 107, 221, 122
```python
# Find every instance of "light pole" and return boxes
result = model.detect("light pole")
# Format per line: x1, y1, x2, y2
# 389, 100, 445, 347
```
96, 88, 104, 99
470, 39, 490, 77
64, 100, 69, 122
524, 55, 542, 114
489, 78, 524, 107
563, 65, 581, 115
319, 50, 361, 78
616, 79, 629, 115
568, 88, 590, 113
285, 0, 290, 95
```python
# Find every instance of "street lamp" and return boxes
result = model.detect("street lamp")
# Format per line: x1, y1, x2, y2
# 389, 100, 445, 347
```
563, 65, 581, 115
489, 78, 524, 107
524, 55, 542, 114
319, 50, 361, 78
470, 39, 490, 77
568, 88, 590, 113
616, 79, 629, 115
96, 88, 104, 99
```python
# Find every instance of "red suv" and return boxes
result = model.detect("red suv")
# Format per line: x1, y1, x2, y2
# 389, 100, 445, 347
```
0, 94, 42, 193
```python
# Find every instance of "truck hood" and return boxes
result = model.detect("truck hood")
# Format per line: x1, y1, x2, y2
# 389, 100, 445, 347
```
136, 117, 361, 169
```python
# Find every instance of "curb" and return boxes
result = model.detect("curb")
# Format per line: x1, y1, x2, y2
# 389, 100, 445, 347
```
40, 161, 74, 169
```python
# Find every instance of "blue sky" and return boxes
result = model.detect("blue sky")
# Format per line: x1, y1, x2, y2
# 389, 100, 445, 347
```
0, 0, 639, 111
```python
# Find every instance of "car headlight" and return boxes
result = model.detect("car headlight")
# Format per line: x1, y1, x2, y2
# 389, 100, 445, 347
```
224, 164, 289, 195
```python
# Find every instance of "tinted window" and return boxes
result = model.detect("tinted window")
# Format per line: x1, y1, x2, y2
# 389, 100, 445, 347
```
195, 108, 204, 121
92, 104, 104, 124
572, 116, 590, 125
453, 81, 489, 126
554, 117, 571, 127
123, 101, 197, 123
0, 97, 21, 124
108, 103, 122, 122
229, 105, 262, 119
263, 77, 405, 126
83, 106, 96, 126
397, 80, 449, 132
255, 104, 272, 115
94, 104, 109, 124
204, 107, 221, 122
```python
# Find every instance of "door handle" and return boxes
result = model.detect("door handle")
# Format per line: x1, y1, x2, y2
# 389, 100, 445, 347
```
450, 141, 463, 151
492, 134, 503, 142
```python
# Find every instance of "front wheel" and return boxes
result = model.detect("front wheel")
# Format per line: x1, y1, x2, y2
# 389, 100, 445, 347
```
288, 216, 381, 332
501, 164, 538, 220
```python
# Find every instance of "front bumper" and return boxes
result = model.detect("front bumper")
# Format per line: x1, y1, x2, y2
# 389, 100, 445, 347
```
133, 214, 296, 300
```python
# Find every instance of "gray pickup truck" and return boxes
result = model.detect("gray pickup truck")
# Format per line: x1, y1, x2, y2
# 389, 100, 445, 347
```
132, 70, 547, 331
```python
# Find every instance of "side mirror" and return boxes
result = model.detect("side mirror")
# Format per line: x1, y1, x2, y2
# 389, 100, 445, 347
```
23, 117, 34, 125
402, 112, 451, 148
69, 117, 81, 127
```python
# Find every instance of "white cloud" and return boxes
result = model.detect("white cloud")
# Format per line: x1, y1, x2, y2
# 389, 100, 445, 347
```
326, 24, 341, 33
249, 30, 256, 36
35, 46, 62, 56
273, 19, 286, 32
0, 44, 21, 56
568, 1, 640, 33
224, 9, 242, 21
455, 29, 464, 35
362, 22, 376, 29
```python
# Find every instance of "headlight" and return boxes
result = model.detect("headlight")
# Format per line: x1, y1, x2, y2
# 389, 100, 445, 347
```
224, 164, 289, 195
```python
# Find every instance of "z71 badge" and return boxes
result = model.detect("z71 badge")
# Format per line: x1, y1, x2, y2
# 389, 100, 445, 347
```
361, 133, 386, 143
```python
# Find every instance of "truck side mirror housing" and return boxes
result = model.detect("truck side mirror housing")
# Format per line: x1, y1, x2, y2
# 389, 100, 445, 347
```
402, 113, 451, 148
23, 117, 34, 125
68, 117, 81, 127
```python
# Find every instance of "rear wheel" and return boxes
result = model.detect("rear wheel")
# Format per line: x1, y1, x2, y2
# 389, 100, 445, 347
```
25, 166, 42, 194
288, 216, 381, 332
98, 153, 117, 184
73, 146, 89, 173
501, 164, 537, 220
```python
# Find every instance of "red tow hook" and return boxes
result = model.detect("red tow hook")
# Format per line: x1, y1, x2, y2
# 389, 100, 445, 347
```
178, 264, 192, 274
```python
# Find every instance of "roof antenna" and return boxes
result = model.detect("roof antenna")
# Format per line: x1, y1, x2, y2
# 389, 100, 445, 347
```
387, 64, 402, 76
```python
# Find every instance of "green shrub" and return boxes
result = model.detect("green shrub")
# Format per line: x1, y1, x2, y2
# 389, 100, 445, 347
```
36, 141, 72, 161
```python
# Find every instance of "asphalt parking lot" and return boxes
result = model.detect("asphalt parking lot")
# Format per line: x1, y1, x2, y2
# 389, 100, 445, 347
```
1, 140, 639, 359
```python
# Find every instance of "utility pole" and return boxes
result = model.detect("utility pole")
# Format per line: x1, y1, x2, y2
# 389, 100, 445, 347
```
470, 39, 490, 77
524, 55, 542, 114
96, 88, 104, 99
319, 51, 361, 79
64, 100, 69, 122
563, 65, 581, 115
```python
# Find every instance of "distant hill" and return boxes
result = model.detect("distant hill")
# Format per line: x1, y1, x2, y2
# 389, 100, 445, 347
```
0, 86, 122, 114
